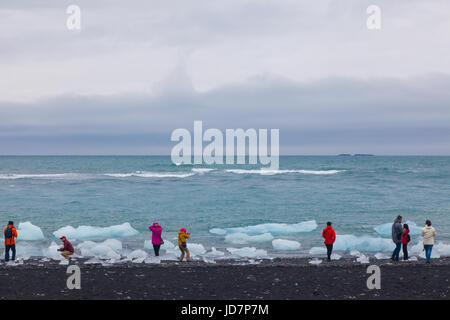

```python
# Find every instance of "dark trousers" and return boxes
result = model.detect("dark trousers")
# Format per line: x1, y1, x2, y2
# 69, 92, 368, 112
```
5, 244, 16, 261
153, 244, 161, 256
326, 244, 333, 260
402, 243, 408, 260
392, 243, 401, 261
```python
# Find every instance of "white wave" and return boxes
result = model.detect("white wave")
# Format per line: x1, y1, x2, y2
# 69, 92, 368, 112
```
191, 168, 214, 173
210, 220, 317, 235
53, 222, 139, 240
374, 221, 422, 236
104, 171, 195, 178
0, 173, 89, 180
17, 221, 45, 241
225, 169, 344, 175
272, 239, 301, 251
225, 232, 274, 245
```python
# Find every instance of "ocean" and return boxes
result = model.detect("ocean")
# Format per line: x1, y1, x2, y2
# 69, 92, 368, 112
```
1, 156, 449, 261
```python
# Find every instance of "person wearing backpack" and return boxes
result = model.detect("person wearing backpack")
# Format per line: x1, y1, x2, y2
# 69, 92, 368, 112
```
4, 221, 18, 262
401, 223, 410, 261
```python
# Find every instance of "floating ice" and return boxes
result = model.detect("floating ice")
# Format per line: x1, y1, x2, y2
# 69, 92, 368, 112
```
374, 221, 422, 236
227, 247, 268, 258
225, 233, 274, 245
77, 239, 122, 259
16, 222, 45, 241
272, 239, 301, 251
334, 235, 394, 252
309, 258, 322, 265
53, 222, 139, 240
210, 220, 317, 235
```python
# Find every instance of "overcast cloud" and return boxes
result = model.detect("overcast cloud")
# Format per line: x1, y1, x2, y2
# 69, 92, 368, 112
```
1, 0, 449, 154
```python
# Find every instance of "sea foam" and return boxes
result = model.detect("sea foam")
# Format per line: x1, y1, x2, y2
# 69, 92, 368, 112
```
225, 169, 344, 175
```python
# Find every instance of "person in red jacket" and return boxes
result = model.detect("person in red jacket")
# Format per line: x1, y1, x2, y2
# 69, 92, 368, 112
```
58, 236, 74, 260
322, 222, 336, 261
401, 224, 410, 261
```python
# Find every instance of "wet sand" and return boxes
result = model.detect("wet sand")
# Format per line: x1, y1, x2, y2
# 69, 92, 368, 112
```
1, 257, 449, 300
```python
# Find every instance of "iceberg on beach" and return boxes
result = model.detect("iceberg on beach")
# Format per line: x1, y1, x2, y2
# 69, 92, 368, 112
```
272, 239, 301, 251
53, 222, 139, 240
309, 247, 327, 255
334, 234, 393, 252
227, 247, 268, 258
374, 221, 422, 236
44, 241, 64, 260
17, 222, 45, 241
225, 232, 274, 244
210, 220, 317, 236
77, 239, 123, 260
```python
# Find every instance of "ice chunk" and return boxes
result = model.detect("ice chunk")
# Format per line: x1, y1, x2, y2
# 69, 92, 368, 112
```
53, 222, 139, 240
188, 243, 207, 256
334, 235, 393, 252
128, 249, 147, 263
144, 256, 161, 264
374, 221, 422, 236
17, 222, 45, 241
225, 233, 274, 245
330, 253, 341, 260
77, 239, 122, 259
210, 220, 317, 235
350, 250, 361, 256
435, 242, 450, 257
356, 254, 370, 264
227, 247, 268, 258
309, 247, 327, 255
44, 241, 64, 260
309, 258, 322, 265
375, 252, 390, 260
272, 239, 301, 251
205, 247, 225, 258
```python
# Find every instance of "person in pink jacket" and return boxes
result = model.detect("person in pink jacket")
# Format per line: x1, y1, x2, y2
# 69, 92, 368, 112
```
149, 222, 163, 256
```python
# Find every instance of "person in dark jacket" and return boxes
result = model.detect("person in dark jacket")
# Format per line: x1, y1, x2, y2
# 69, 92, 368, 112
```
391, 215, 403, 261
402, 223, 410, 261
322, 222, 336, 261
4, 221, 18, 262
58, 236, 74, 260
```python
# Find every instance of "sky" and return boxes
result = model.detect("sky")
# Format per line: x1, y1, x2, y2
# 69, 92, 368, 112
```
0, 0, 449, 155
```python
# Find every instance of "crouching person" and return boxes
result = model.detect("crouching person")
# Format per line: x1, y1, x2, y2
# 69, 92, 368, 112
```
58, 236, 74, 260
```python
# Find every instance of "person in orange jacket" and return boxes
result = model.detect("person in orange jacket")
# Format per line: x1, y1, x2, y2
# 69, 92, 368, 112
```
178, 228, 191, 262
322, 222, 336, 261
4, 221, 18, 262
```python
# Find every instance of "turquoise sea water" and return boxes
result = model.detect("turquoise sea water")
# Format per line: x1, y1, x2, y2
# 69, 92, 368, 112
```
0, 156, 449, 259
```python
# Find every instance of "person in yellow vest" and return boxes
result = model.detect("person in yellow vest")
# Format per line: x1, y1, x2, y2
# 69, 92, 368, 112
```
178, 228, 191, 262
4, 221, 18, 262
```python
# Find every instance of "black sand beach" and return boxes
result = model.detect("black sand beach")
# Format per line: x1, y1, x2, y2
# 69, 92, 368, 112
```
1, 257, 449, 300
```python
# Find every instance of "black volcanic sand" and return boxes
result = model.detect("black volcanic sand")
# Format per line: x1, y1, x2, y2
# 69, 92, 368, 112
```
0, 257, 449, 300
